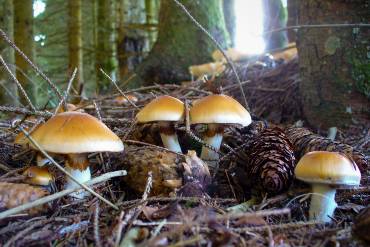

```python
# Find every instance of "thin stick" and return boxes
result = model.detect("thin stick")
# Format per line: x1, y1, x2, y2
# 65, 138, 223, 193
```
0, 28, 63, 101
94, 202, 103, 247
17, 126, 120, 210
0, 55, 36, 112
99, 68, 139, 109
0, 170, 127, 219
54, 68, 77, 114
263, 23, 370, 36
172, 0, 249, 111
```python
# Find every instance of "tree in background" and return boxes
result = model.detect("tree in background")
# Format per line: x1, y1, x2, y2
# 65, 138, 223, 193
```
0, 0, 17, 105
96, 0, 117, 92
223, 0, 236, 47
297, 1, 369, 128
14, 0, 36, 105
68, 0, 84, 95
286, 0, 298, 42
145, 0, 159, 48
135, 0, 230, 85
262, 0, 288, 50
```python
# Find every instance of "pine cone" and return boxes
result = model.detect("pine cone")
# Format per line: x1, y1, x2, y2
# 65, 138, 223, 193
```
130, 124, 163, 146
122, 146, 183, 196
0, 182, 50, 216
285, 126, 368, 173
236, 128, 296, 195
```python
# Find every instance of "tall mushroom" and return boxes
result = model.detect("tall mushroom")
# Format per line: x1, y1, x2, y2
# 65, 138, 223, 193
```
295, 151, 361, 222
136, 95, 184, 153
29, 112, 124, 198
190, 94, 251, 164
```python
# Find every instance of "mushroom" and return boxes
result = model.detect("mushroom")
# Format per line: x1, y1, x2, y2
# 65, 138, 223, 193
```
295, 151, 361, 222
189, 94, 251, 164
114, 94, 138, 106
23, 166, 53, 187
29, 112, 124, 198
136, 95, 184, 153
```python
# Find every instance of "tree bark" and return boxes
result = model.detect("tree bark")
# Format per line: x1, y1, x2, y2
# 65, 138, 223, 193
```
297, 0, 370, 129
0, 0, 17, 105
262, 0, 288, 50
96, 0, 117, 92
68, 0, 84, 94
223, 0, 236, 47
135, 0, 230, 85
14, 0, 36, 105
116, 0, 128, 81
145, 0, 159, 48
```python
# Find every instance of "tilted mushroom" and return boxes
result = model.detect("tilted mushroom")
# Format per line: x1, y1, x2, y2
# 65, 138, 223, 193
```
136, 95, 184, 153
23, 166, 54, 187
190, 94, 252, 165
295, 151, 361, 222
29, 112, 124, 198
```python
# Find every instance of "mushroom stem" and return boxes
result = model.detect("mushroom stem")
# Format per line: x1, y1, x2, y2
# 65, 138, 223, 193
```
65, 153, 91, 199
158, 122, 182, 153
200, 123, 223, 163
309, 183, 337, 222
36, 153, 50, 167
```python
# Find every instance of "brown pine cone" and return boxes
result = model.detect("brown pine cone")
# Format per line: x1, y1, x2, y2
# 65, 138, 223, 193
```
130, 123, 163, 146
0, 182, 50, 216
285, 126, 368, 173
122, 146, 183, 196
236, 128, 296, 195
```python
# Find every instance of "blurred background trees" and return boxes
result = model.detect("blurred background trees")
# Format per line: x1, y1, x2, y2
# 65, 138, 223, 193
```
0, 0, 368, 129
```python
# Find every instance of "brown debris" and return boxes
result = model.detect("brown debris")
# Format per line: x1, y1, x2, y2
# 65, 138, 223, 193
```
0, 182, 49, 216
352, 206, 370, 242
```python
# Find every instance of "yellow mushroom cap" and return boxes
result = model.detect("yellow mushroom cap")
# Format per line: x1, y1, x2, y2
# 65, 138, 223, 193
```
29, 112, 124, 154
295, 151, 361, 186
190, 94, 252, 127
136, 95, 184, 123
23, 166, 53, 186
14, 124, 43, 146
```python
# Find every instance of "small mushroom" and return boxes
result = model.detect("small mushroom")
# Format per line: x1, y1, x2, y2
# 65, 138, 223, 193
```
114, 94, 138, 106
295, 151, 361, 222
136, 95, 184, 153
23, 166, 53, 187
29, 112, 124, 198
189, 94, 252, 165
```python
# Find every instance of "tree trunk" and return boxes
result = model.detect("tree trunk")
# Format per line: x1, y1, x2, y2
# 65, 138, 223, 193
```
14, 0, 36, 105
297, 0, 370, 129
145, 0, 159, 48
0, 0, 17, 105
96, 0, 117, 92
262, 0, 288, 50
135, 0, 230, 85
68, 0, 84, 95
116, 0, 128, 81
223, 0, 236, 47
287, 0, 298, 42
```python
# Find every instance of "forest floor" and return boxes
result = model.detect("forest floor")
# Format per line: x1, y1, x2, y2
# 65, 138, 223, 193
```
0, 58, 369, 246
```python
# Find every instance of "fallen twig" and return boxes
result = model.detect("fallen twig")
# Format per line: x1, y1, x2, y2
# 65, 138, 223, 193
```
0, 170, 127, 219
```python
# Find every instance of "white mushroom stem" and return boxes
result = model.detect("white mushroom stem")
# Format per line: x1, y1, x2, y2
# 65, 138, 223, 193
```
158, 122, 182, 153
64, 153, 91, 199
36, 153, 51, 167
309, 183, 337, 222
200, 123, 223, 164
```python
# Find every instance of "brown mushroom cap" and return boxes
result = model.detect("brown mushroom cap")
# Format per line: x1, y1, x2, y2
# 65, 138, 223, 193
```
295, 151, 361, 186
190, 94, 252, 126
136, 95, 184, 123
29, 112, 124, 154
23, 166, 53, 186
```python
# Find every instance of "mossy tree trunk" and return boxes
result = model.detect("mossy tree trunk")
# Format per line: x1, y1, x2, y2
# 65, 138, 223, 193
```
145, 0, 159, 48
262, 0, 288, 50
223, 0, 236, 47
297, 0, 370, 129
0, 0, 17, 105
14, 0, 36, 105
116, 0, 128, 81
96, 0, 117, 92
68, 0, 84, 95
136, 0, 230, 85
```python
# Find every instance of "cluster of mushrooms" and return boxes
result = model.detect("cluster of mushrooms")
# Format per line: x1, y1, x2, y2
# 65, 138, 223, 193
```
11, 94, 362, 223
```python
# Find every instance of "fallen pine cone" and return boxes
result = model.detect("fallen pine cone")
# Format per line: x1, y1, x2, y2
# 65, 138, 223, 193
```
122, 147, 211, 197
285, 126, 368, 173
0, 182, 50, 216
236, 127, 296, 195
352, 206, 370, 242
